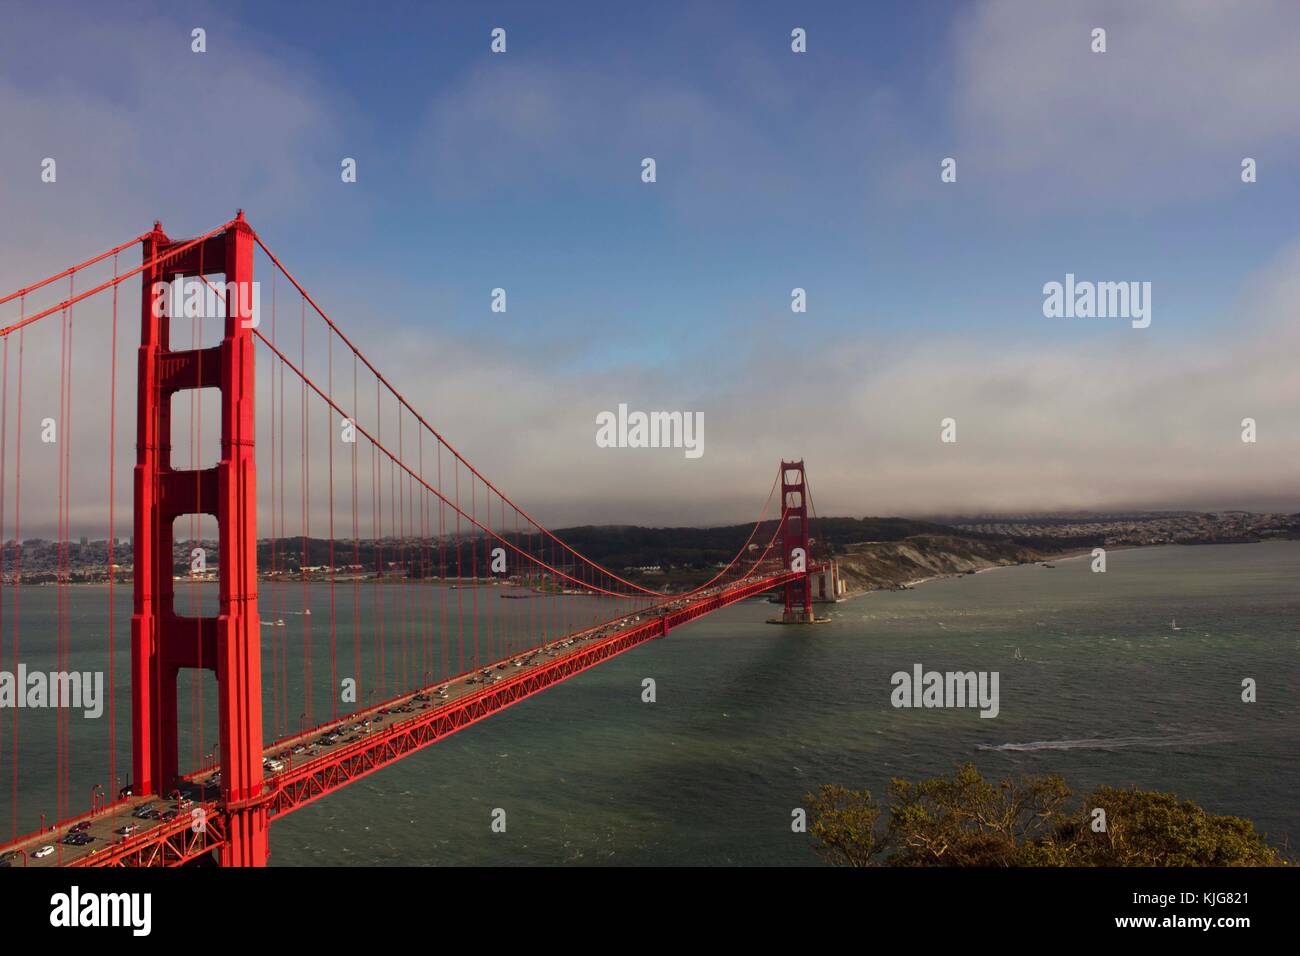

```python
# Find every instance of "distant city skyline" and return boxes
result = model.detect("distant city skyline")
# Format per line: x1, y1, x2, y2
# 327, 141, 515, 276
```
2, 1, 1299, 533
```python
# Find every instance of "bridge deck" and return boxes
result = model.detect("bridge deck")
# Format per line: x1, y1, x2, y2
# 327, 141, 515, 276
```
0, 571, 792, 867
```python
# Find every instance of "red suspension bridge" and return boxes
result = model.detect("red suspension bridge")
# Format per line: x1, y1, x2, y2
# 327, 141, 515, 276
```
0, 213, 822, 867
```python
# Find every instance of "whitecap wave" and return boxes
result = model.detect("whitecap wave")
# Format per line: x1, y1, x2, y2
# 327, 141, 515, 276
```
978, 732, 1230, 752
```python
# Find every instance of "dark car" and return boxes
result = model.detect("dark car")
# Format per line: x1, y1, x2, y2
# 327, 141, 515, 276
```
70, 821, 91, 833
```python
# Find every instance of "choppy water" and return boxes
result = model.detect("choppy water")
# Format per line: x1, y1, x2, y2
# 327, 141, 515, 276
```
2, 542, 1297, 864
272, 542, 1299, 865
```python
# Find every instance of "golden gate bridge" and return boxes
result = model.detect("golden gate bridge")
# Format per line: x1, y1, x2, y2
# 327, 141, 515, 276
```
0, 213, 821, 866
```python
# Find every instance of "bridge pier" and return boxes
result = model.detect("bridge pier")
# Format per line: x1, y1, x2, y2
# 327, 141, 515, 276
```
780, 460, 813, 618
220, 805, 270, 867
132, 214, 267, 865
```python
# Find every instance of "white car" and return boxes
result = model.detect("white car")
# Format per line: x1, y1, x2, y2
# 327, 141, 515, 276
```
34, 845, 54, 858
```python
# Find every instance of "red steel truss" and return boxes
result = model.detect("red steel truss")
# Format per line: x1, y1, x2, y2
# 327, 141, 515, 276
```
70, 804, 228, 868
263, 571, 797, 820
70, 571, 795, 866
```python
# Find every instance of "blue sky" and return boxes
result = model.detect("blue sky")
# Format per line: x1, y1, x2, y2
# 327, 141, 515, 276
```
195, 0, 1294, 349
2, 0, 1300, 524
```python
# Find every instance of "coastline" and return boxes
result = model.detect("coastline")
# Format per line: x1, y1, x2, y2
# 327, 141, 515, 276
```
837, 544, 1126, 603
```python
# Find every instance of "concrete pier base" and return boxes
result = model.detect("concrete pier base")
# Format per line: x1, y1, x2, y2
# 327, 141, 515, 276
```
766, 610, 831, 625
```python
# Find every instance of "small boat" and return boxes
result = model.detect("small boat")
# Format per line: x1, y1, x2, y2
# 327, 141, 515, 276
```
275, 619, 286, 627
303, 609, 312, 616
1170, 619, 1181, 631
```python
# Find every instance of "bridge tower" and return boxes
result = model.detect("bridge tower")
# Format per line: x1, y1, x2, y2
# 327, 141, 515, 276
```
132, 213, 268, 865
779, 459, 814, 623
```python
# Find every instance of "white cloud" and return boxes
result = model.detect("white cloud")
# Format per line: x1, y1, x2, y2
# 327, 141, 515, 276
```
349, 238, 1300, 524
949, 0, 1300, 208
412, 58, 812, 220
0, 6, 348, 285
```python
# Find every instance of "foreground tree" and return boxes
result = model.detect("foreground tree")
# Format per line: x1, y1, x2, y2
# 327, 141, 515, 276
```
805, 764, 1287, 867
804, 785, 885, 867
1050, 785, 1286, 867
885, 763, 1072, 866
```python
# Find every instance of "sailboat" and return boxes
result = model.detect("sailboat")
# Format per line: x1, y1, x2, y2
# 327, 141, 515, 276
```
1170, 618, 1181, 631
1013, 648, 1024, 661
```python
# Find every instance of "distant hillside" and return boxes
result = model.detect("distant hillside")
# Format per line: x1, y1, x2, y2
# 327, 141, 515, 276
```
0, 516, 1076, 594
547, 515, 947, 571
834, 534, 1049, 597
242, 515, 1060, 581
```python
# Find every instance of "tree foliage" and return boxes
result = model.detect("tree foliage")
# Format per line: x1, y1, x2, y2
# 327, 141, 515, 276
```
804, 763, 1288, 867
805, 785, 884, 867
